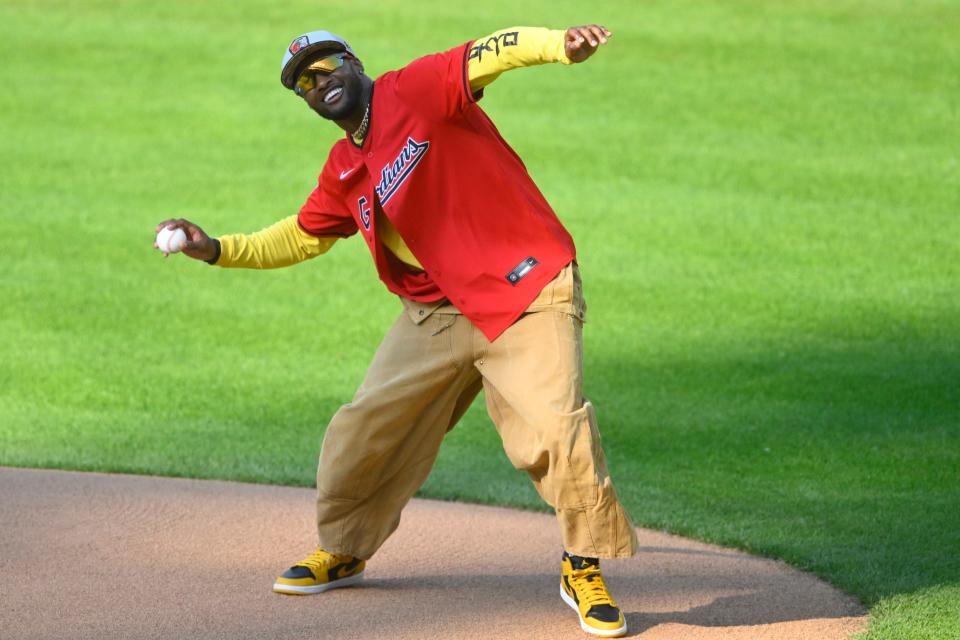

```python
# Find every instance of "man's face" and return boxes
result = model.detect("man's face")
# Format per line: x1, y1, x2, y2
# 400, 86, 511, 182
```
296, 51, 365, 121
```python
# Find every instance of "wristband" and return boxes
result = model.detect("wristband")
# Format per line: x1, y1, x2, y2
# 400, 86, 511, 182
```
205, 238, 222, 265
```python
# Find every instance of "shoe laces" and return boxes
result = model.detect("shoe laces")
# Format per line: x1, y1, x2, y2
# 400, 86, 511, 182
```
298, 547, 344, 571
570, 565, 617, 609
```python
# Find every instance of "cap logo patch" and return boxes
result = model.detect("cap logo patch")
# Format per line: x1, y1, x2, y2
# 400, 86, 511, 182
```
289, 36, 310, 55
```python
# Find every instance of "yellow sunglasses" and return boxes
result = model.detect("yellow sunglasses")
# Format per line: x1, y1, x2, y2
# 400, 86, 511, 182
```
294, 53, 347, 96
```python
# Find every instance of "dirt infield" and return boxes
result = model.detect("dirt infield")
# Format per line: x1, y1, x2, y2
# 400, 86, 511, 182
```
0, 468, 867, 639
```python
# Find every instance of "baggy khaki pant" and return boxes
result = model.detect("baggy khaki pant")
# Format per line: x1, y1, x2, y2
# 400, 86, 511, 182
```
315, 262, 639, 560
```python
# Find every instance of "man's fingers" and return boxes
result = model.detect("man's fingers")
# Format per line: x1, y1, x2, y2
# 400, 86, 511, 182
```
575, 27, 597, 48
567, 24, 611, 44
154, 218, 207, 240
174, 219, 193, 234
587, 25, 610, 45
567, 27, 587, 44
155, 219, 178, 233
581, 26, 599, 47
574, 26, 608, 48
564, 24, 612, 63
155, 218, 190, 233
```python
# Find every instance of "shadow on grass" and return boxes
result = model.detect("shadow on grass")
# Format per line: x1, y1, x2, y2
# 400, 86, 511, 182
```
587, 328, 960, 606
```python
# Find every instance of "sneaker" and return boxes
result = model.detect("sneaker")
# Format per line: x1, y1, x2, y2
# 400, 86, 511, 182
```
560, 551, 627, 637
272, 547, 366, 595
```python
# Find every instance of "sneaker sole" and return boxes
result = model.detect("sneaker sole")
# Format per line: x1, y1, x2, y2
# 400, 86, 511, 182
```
560, 584, 627, 638
273, 571, 365, 595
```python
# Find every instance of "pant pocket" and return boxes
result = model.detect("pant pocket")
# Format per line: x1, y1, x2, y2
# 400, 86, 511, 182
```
543, 401, 603, 509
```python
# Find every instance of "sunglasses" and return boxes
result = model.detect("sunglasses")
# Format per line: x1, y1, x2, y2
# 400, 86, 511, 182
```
294, 53, 347, 96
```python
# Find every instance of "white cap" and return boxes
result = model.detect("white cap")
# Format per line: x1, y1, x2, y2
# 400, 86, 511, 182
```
280, 30, 355, 90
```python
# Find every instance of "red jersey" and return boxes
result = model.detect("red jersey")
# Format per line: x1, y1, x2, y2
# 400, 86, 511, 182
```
298, 41, 576, 341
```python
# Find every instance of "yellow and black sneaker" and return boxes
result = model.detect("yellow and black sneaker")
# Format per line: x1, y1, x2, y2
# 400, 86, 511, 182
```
272, 547, 365, 595
560, 551, 627, 637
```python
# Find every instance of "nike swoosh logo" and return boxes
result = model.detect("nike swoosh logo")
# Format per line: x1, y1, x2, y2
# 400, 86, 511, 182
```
328, 558, 363, 581
339, 167, 357, 180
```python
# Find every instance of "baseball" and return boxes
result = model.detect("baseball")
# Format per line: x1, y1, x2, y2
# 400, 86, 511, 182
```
156, 226, 187, 254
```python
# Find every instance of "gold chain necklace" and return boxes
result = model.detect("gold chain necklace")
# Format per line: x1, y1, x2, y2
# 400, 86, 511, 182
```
350, 101, 371, 145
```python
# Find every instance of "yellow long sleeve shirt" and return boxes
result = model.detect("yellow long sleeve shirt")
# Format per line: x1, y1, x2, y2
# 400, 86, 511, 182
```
216, 27, 571, 270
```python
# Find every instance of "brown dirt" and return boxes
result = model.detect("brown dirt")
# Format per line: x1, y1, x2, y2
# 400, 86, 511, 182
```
0, 467, 868, 639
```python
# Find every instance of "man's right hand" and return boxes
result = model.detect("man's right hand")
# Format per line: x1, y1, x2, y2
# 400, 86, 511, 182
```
155, 218, 217, 262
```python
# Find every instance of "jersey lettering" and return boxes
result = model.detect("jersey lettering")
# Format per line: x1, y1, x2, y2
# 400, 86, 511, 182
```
374, 136, 430, 206
358, 195, 371, 230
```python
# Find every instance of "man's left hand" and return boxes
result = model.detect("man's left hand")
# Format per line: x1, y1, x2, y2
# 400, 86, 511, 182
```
565, 25, 612, 63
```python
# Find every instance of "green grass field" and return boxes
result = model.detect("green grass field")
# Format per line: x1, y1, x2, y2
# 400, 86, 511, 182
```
1, 1, 958, 638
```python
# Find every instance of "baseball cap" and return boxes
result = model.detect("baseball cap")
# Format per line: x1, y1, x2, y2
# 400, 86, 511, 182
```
281, 30, 355, 90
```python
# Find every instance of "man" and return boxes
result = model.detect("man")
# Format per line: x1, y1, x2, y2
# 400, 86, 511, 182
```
156, 24, 638, 638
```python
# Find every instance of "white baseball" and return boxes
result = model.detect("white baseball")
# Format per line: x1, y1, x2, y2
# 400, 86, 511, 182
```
156, 227, 188, 254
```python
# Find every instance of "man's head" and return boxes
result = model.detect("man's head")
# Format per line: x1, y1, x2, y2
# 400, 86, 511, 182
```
281, 30, 368, 122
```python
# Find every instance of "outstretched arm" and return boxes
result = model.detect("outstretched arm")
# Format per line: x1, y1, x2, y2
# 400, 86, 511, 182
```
467, 24, 612, 92
154, 215, 336, 269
